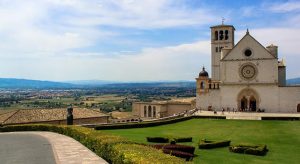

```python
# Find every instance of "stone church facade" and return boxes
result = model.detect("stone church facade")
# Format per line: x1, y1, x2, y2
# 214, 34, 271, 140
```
196, 24, 300, 113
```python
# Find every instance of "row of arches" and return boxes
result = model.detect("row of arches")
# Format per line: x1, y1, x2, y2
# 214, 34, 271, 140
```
144, 106, 156, 118
214, 30, 229, 41
200, 81, 219, 89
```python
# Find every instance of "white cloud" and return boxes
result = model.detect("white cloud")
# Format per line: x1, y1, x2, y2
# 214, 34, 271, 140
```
57, 0, 216, 29
268, 1, 300, 13
0, 40, 211, 81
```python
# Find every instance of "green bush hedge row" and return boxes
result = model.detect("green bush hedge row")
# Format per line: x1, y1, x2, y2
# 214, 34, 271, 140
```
229, 144, 268, 156
147, 137, 192, 143
94, 116, 193, 130
198, 139, 231, 149
147, 137, 169, 143
93, 115, 226, 130
0, 124, 185, 164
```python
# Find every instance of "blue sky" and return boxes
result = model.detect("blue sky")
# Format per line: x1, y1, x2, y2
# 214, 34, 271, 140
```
0, 0, 299, 81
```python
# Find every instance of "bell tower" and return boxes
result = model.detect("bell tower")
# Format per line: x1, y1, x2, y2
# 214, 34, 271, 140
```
210, 24, 235, 80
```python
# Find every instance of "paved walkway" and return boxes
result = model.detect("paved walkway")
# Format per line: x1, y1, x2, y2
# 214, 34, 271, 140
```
0, 132, 108, 164
0, 133, 56, 164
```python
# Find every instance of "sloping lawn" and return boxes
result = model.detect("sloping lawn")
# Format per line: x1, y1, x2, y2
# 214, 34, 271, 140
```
103, 119, 300, 164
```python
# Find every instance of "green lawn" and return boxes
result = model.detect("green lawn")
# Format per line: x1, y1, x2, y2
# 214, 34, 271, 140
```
103, 119, 300, 164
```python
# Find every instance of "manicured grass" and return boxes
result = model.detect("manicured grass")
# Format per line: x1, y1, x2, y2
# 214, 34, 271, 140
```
103, 119, 300, 164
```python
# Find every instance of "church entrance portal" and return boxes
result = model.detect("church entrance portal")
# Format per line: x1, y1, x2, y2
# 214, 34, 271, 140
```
249, 97, 257, 111
241, 97, 247, 110
237, 88, 259, 112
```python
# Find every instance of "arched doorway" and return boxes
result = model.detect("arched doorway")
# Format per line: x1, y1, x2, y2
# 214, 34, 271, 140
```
249, 96, 257, 111
297, 104, 300, 113
241, 96, 247, 110
237, 88, 259, 112
148, 106, 152, 117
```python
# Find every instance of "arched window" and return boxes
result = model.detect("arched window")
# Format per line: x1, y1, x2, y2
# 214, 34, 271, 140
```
144, 106, 147, 117
209, 83, 211, 89
297, 104, 300, 112
148, 106, 152, 117
219, 30, 224, 40
225, 30, 229, 40
153, 106, 156, 118
200, 82, 204, 89
215, 31, 218, 40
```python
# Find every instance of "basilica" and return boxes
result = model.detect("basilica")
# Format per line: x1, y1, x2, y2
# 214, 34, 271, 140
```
196, 24, 300, 113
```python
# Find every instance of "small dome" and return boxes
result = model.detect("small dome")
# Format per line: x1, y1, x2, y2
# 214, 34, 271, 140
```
199, 67, 209, 77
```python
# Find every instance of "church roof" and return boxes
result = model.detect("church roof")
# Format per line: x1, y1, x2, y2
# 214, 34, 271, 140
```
210, 24, 235, 30
0, 108, 107, 125
221, 31, 277, 61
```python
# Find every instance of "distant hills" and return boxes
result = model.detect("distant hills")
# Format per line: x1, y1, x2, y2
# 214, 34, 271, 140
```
0, 77, 299, 89
0, 78, 75, 89
287, 77, 300, 85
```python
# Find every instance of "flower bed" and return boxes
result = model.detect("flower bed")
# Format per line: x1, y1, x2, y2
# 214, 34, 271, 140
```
229, 144, 268, 156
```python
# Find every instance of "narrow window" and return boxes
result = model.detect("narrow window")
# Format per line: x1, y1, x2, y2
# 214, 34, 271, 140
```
144, 106, 147, 117
153, 106, 156, 118
215, 47, 218, 52
225, 30, 229, 40
200, 82, 204, 89
215, 31, 218, 40
219, 30, 224, 40
209, 84, 211, 89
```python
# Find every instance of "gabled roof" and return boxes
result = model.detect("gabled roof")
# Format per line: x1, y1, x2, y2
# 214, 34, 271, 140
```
0, 108, 107, 125
221, 32, 277, 61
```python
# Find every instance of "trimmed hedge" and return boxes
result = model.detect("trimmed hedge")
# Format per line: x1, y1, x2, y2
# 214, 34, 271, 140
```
162, 149, 194, 161
94, 116, 193, 130
199, 139, 231, 149
229, 144, 268, 156
147, 137, 169, 143
147, 136, 192, 143
93, 115, 226, 130
174, 137, 193, 142
0, 124, 185, 164
153, 144, 195, 155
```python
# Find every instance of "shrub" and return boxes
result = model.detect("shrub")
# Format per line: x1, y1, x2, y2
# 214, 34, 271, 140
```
147, 137, 169, 143
174, 137, 193, 142
152, 144, 195, 155
0, 124, 185, 164
146, 136, 192, 143
162, 149, 194, 161
229, 144, 268, 156
199, 139, 231, 149
94, 116, 193, 130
